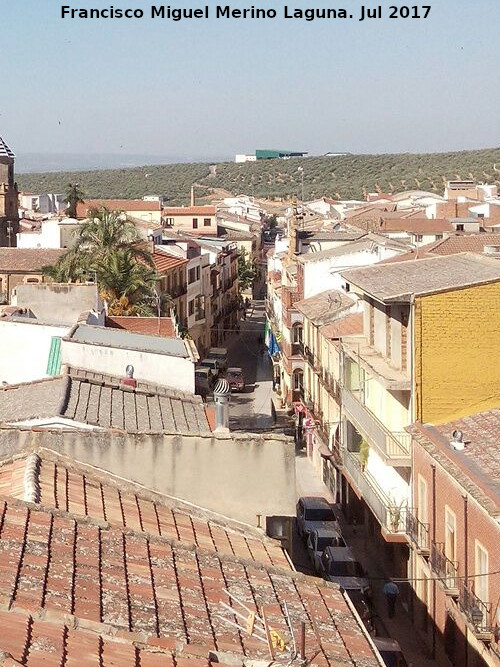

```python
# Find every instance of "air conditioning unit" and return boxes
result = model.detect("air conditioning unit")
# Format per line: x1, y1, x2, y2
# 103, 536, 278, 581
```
484, 245, 500, 255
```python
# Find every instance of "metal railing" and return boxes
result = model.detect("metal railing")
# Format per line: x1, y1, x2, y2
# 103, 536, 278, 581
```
291, 341, 304, 357
343, 450, 407, 534
458, 582, 493, 638
430, 542, 459, 593
406, 510, 430, 553
342, 388, 411, 462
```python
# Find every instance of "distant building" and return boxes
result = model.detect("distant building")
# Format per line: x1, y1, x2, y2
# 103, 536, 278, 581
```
0, 136, 19, 247
256, 149, 308, 160
19, 192, 65, 215
235, 153, 257, 163
76, 198, 162, 224
162, 205, 217, 235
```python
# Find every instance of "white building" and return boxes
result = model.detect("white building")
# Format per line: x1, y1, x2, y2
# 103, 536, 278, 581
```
19, 193, 65, 215
234, 154, 257, 163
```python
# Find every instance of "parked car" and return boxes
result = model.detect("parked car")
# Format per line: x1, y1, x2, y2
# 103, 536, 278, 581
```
227, 367, 245, 392
296, 496, 340, 539
207, 347, 228, 372
195, 367, 214, 398
306, 527, 345, 572
373, 638, 408, 667
318, 546, 370, 594
199, 358, 222, 378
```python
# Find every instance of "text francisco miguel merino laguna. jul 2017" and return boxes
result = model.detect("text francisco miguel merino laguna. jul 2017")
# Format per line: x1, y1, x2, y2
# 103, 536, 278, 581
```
60, 5, 433, 22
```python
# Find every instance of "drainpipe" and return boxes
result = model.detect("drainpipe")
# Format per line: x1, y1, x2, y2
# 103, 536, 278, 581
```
213, 378, 231, 432
431, 463, 437, 659
463, 494, 469, 667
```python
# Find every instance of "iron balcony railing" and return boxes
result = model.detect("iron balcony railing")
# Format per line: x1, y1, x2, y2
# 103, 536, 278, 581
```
291, 341, 304, 357
342, 388, 411, 463
430, 542, 459, 594
343, 450, 407, 534
406, 510, 430, 554
458, 582, 493, 639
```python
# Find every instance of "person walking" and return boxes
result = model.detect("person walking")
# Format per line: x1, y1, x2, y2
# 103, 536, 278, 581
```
383, 579, 399, 619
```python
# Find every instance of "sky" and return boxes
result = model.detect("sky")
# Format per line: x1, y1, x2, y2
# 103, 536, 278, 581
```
2, 0, 500, 160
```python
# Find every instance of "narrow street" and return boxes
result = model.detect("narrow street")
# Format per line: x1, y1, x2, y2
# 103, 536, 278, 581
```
225, 300, 274, 431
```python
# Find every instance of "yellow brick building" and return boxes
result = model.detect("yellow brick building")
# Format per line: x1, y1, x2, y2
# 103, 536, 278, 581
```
415, 281, 500, 424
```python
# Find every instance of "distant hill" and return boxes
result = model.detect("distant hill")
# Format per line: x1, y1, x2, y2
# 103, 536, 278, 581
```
16, 147, 500, 204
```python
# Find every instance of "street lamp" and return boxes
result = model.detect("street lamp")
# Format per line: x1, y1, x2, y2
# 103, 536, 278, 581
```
297, 167, 304, 203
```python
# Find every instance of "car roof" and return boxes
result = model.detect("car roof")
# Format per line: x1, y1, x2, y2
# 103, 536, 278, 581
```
201, 358, 217, 364
299, 496, 333, 509
208, 347, 227, 354
373, 637, 402, 652
310, 527, 341, 539
323, 546, 357, 561
195, 367, 211, 374
227, 367, 243, 373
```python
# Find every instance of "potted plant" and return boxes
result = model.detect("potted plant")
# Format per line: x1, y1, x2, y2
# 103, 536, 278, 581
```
388, 498, 406, 532
359, 439, 369, 471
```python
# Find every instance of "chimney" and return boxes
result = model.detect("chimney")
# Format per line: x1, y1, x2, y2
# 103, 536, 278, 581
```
213, 378, 231, 431
121, 364, 137, 389
191, 186, 195, 207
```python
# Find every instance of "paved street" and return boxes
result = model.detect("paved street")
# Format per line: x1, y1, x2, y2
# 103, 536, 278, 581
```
295, 454, 445, 667
225, 300, 274, 431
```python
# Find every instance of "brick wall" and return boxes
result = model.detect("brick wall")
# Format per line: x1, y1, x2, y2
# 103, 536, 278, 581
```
411, 442, 500, 667
414, 282, 500, 424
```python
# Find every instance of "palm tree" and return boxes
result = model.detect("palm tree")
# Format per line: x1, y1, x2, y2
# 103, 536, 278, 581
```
65, 183, 85, 218
75, 208, 155, 268
43, 208, 159, 314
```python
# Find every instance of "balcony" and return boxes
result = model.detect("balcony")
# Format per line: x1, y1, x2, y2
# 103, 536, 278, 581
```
430, 542, 459, 596
291, 341, 304, 357
406, 510, 430, 555
458, 583, 493, 641
343, 450, 408, 540
342, 388, 411, 466
170, 283, 187, 299
282, 285, 302, 310
320, 371, 341, 403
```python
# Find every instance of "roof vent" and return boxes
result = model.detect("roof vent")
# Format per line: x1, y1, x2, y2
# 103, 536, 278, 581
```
121, 364, 137, 389
450, 429, 465, 451
213, 378, 230, 431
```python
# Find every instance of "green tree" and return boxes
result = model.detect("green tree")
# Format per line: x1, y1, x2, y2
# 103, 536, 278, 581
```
43, 208, 159, 314
237, 248, 256, 292
65, 183, 85, 218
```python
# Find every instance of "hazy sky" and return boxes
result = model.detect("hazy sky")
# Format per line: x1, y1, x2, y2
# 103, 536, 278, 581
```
3, 0, 499, 158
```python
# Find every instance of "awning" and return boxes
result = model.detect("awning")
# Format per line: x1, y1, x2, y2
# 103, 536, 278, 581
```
318, 444, 334, 460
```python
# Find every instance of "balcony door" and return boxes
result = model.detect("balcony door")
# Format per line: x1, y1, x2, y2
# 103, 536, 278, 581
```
475, 542, 489, 609
444, 507, 457, 586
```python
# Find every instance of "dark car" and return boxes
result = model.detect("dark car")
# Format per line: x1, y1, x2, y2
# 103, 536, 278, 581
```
373, 638, 409, 667
296, 496, 340, 539
318, 546, 370, 594
306, 527, 345, 572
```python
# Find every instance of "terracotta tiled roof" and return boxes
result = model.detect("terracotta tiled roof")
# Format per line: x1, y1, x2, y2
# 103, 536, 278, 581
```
77, 199, 161, 217
408, 409, 500, 517
153, 250, 189, 273
0, 451, 382, 667
419, 233, 500, 255
106, 316, 176, 338
163, 206, 216, 216
320, 313, 363, 340
0, 248, 65, 272
0, 371, 210, 435
378, 217, 454, 233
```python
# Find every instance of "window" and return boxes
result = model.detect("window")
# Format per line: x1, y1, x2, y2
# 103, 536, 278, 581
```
188, 299, 195, 316
196, 266, 200, 280
417, 475, 428, 524
444, 507, 456, 562
475, 542, 489, 605
292, 323, 303, 343
164, 217, 174, 227
416, 234, 423, 242
188, 267, 197, 284
203, 218, 211, 227
192, 218, 198, 229
293, 369, 304, 390
456, 224, 464, 231
435, 234, 443, 240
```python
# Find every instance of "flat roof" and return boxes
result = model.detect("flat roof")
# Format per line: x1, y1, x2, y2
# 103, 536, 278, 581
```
341, 253, 500, 303
68, 324, 188, 357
